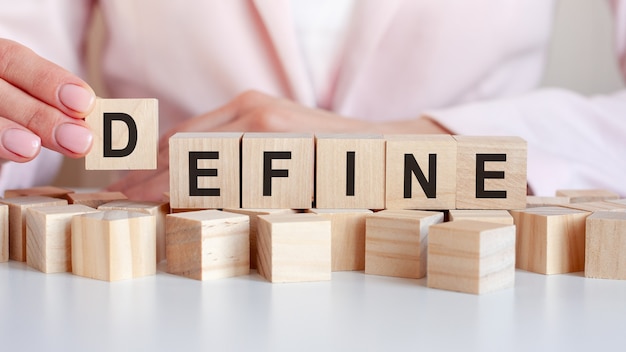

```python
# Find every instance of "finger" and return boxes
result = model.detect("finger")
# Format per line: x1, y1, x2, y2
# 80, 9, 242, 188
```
0, 78, 93, 157
0, 118, 41, 162
0, 39, 95, 118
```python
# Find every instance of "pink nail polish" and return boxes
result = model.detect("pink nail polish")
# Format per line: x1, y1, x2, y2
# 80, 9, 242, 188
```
2, 129, 41, 158
58, 84, 95, 113
56, 123, 93, 155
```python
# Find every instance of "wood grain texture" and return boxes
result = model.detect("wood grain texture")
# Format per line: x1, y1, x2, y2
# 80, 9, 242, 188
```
385, 135, 456, 210
365, 210, 443, 279
585, 211, 626, 280
307, 208, 372, 271
257, 213, 331, 283
223, 208, 296, 270
86, 98, 158, 170
315, 134, 385, 209
427, 220, 516, 294
526, 195, 570, 208
166, 210, 250, 280
169, 132, 242, 210
4, 186, 74, 200
241, 133, 314, 209
67, 192, 128, 209
72, 210, 156, 281
25, 204, 98, 273
98, 200, 170, 264
448, 209, 514, 225
0, 205, 7, 263
454, 136, 527, 210
555, 189, 619, 203
0, 196, 68, 262
511, 206, 590, 275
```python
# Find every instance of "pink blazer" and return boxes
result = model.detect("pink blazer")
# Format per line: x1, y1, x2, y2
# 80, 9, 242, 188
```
0, 0, 624, 196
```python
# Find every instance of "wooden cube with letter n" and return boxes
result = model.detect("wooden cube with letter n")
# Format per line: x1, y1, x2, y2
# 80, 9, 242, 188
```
315, 134, 385, 209
454, 136, 526, 210
385, 135, 456, 210
427, 220, 516, 294
86, 98, 158, 170
241, 133, 314, 209
169, 132, 242, 210
166, 210, 249, 281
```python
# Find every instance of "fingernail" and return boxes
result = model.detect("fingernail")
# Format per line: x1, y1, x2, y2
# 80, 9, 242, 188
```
3, 129, 41, 158
58, 84, 95, 113
56, 123, 93, 155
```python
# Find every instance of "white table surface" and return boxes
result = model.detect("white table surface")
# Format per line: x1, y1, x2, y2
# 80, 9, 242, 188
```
1, 261, 625, 352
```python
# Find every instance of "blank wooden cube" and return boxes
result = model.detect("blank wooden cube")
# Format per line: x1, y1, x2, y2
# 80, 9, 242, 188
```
166, 210, 250, 280
385, 135, 456, 210
454, 136, 526, 210
511, 206, 590, 274
307, 208, 373, 271
562, 201, 626, 213
98, 200, 170, 264
169, 132, 242, 210
316, 134, 385, 209
448, 209, 514, 225
556, 189, 619, 203
223, 208, 296, 269
86, 98, 158, 170
72, 210, 156, 281
365, 210, 443, 279
257, 213, 331, 283
67, 191, 128, 208
427, 220, 516, 294
0, 204, 7, 263
585, 211, 626, 280
25, 204, 98, 273
0, 196, 68, 261
241, 133, 314, 209
4, 186, 74, 200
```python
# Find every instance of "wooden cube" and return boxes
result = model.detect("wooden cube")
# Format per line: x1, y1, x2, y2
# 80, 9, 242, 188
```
241, 133, 314, 209
169, 132, 242, 210
67, 191, 128, 208
555, 189, 619, 203
562, 201, 626, 213
223, 208, 296, 269
511, 206, 590, 274
315, 134, 385, 209
0, 196, 68, 261
25, 204, 98, 273
0, 204, 7, 263
427, 220, 516, 294
448, 209, 514, 225
257, 213, 331, 283
385, 135, 456, 210
86, 98, 158, 170
307, 208, 373, 271
454, 136, 526, 210
98, 200, 170, 264
365, 210, 443, 279
72, 210, 156, 281
4, 186, 74, 200
585, 211, 626, 280
166, 210, 250, 280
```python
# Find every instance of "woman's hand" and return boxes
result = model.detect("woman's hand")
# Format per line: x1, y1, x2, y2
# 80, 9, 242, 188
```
0, 39, 95, 163
108, 90, 447, 201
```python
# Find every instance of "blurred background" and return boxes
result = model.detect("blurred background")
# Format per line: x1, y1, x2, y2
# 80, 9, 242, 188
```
52, 0, 625, 190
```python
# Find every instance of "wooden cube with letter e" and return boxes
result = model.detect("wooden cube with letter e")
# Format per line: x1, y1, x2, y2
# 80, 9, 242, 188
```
454, 136, 526, 210
86, 98, 158, 170
241, 133, 314, 209
315, 134, 385, 209
385, 134, 456, 210
169, 132, 242, 210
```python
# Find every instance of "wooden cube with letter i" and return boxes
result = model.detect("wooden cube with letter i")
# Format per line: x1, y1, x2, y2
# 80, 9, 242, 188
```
86, 98, 158, 170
